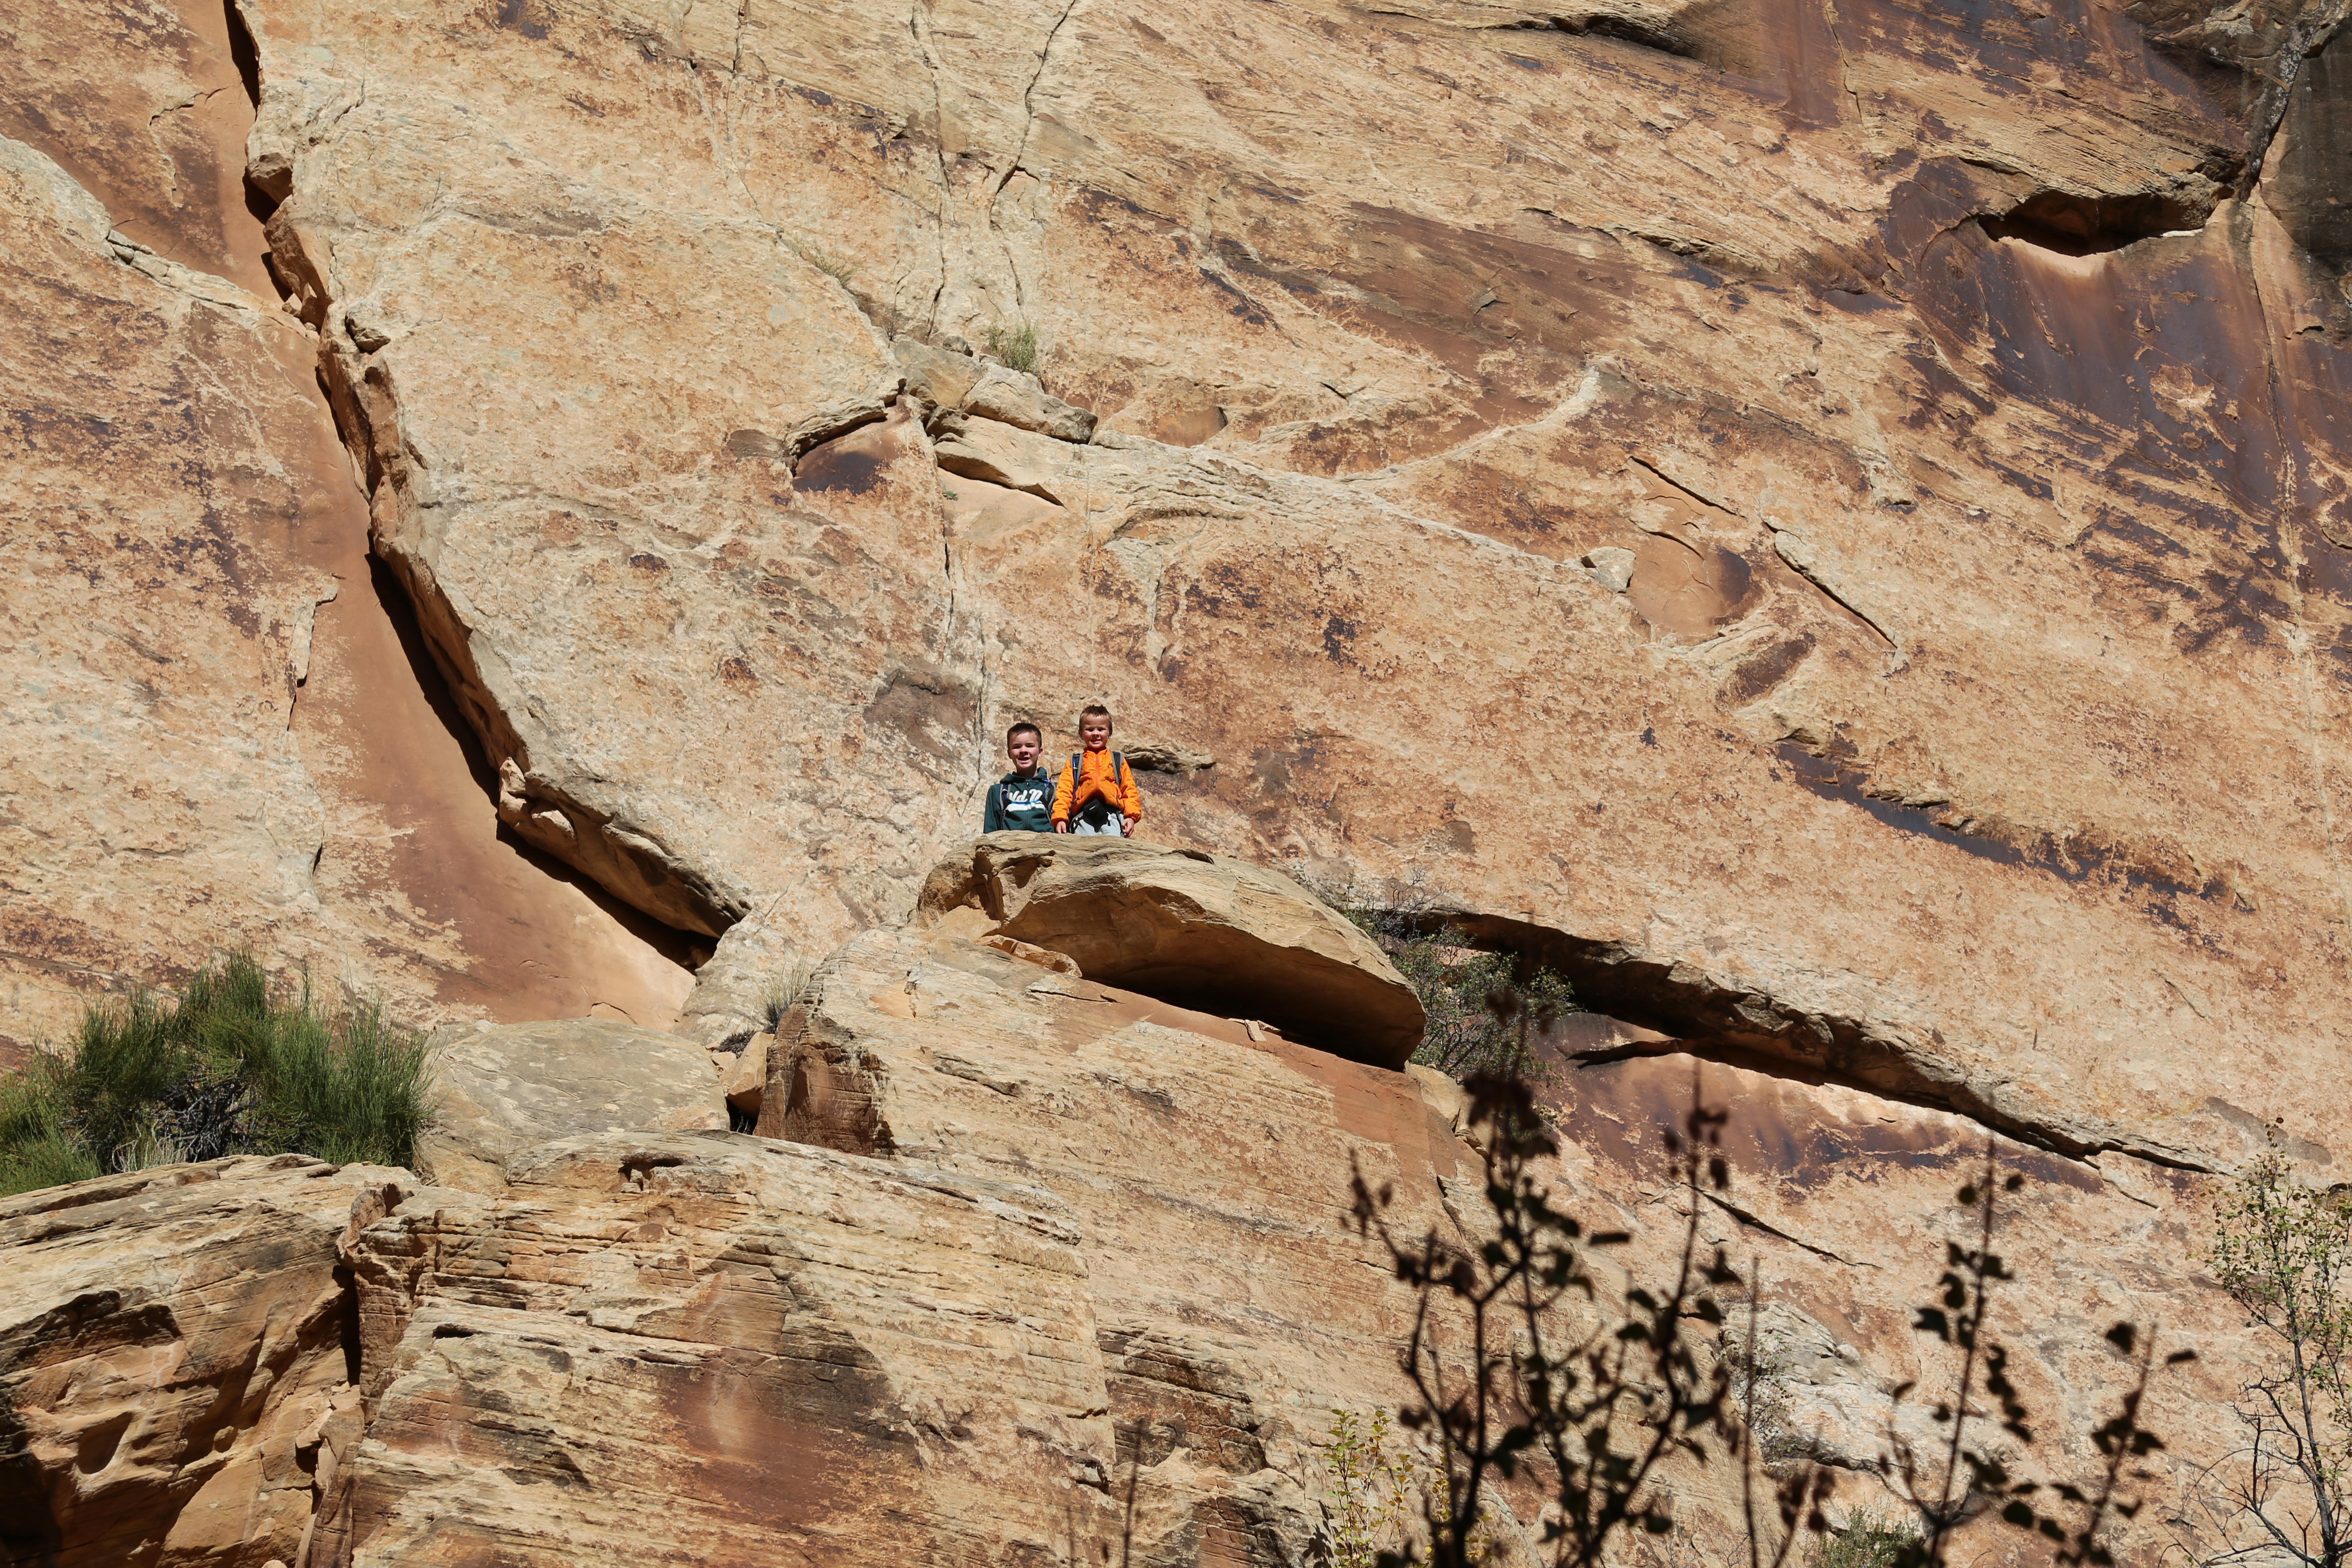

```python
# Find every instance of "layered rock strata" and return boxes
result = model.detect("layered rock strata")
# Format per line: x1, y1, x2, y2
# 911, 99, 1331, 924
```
0, 1155, 407, 1567
0, 884, 2288, 1567
0, 0, 695, 1060
331, 925, 1478, 1565
206, 0, 2351, 1185
413, 1016, 729, 1192
4, 0, 2350, 1555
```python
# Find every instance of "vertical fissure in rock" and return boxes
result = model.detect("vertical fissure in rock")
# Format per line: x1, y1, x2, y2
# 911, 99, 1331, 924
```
224, 0, 282, 226
984, 0, 1084, 314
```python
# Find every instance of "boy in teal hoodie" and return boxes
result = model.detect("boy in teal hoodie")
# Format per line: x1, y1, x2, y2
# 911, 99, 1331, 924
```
982, 721, 1056, 833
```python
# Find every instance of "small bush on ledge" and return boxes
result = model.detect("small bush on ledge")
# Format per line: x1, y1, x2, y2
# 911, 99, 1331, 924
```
0, 953, 433, 1197
1319, 877, 1579, 1081
983, 319, 1041, 375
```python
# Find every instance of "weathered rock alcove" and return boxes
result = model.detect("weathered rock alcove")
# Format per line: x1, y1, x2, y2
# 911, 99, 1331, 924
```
917, 834, 1427, 1068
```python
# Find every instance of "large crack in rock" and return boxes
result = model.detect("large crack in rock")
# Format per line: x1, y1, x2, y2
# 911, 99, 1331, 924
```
1437, 906, 2217, 1169
0, 0, 696, 1041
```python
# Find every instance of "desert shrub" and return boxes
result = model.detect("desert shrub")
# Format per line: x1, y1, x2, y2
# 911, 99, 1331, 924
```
2179, 1147, 2352, 1568
1352, 1079, 2188, 1568
1806, 1514, 1920, 1568
789, 238, 857, 287
984, 319, 1041, 374
0, 1058, 100, 1194
1385, 936, 1574, 1081
1323, 882, 1577, 1080
763, 962, 815, 1032
0, 954, 433, 1197
1317, 1408, 1496, 1568
1320, 1408, 1419, 1568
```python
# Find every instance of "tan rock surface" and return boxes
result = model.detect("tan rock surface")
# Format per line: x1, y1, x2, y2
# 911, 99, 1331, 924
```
9, 0, 2352, 1554
0, 1154, 409, 1567
334, 1133, 1122, 1565
720, 1029, 769, 1115
1534, 1046, 2267, 1564
327, 925, 1471, 1564
0, 0, 695, 1055
413, 1017, 728, 1192
918, 832, 1426, 1065
217, 0, 2351, 1180
0, 913, 2293, 1568
318, 917, 2256, 1566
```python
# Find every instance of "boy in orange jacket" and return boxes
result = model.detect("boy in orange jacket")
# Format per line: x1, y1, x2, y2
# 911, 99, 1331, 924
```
1052, 704, 1142, 837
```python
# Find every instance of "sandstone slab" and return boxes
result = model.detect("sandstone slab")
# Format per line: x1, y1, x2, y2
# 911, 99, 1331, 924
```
918, 833, 1425, 1066
331, 922, 1476, 1564
721, 1029, 769, 1115
413, 1018, 727, 1193
894, 338, 1098, 443
0, 1154, 410, 1568
332, 1131, 1125, 1566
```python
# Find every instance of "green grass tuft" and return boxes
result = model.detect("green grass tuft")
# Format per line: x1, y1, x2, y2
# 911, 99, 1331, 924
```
1807, 1513, 1923, 1568
762, 962, 815, 1033
983, 319, 1041, 375
789, 238, 857, 288
0, 953, 433, 1198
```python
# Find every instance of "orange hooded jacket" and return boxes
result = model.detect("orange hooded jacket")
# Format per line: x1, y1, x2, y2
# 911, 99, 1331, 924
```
1051, 748, 1142, 824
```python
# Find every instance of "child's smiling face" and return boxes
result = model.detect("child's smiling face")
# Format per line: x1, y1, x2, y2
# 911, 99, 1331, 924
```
1008, 730, 1041, 772
1080, 714, 1113, 751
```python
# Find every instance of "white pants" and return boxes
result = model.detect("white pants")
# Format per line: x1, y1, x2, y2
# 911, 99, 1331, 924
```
1071, 816, 1125, 836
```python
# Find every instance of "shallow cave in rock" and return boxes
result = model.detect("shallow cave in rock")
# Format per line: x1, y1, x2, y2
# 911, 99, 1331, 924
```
1978, 189, 2207, 255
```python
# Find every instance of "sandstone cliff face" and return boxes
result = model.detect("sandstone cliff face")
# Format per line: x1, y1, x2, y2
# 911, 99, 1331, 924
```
0, 854, 2300, 1566
182, 0, 2347, 1180
0, 0, 697, 1058
4, 0, 2351, 1558
306, 923, 1480, 1565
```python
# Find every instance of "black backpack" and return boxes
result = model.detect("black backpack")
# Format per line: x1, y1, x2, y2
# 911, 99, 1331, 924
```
1069, 751, 1127, 821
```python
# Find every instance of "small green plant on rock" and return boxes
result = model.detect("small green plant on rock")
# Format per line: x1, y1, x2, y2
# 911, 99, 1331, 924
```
1316, 1408, 1494, 1568
1726, 1326, 1805, 1468
789, 237, 857, 287
1804, 1513, 1920, 1568
984, 318, 1041, 374
2177, 1145, 2352, 1568
0, 953, 432, 1197
1320, 878, 1577, 1081
1319, 1409, 1417, 1568
763, 962, 815, 1033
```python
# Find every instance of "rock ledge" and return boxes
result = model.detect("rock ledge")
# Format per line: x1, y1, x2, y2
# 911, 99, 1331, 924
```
917, 833, 1424, 1068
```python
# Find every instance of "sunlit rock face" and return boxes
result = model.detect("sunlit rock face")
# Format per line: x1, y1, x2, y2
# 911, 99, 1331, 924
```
3, 0, 2350, 1558
200, 0, 2347, 1179
0, 0, 697, 1055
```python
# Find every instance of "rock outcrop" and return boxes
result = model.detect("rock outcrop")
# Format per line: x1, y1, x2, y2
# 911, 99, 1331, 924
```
3, 0, 2351, 1555
415, 1017, 729, 1192
0, 1155, 407, 1567
0, 892, 2292, 1566
917, 833, 1426, 1066
0, 0, 695, 1060
170, 0, 2345, 1192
